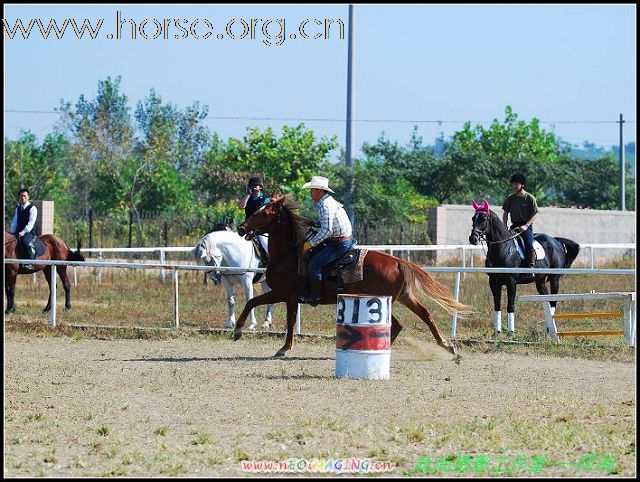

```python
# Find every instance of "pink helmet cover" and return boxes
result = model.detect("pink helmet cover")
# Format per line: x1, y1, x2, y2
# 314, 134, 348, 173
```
471, 199, 490, 214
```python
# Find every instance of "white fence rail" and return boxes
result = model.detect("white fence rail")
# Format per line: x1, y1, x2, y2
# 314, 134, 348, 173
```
79, 243, 636, 282
5, 258, 635, 340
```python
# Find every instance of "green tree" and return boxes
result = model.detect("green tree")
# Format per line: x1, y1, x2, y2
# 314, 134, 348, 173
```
196, 123, 338, 205
443, 105, 570, 205
4, 131, 71, 223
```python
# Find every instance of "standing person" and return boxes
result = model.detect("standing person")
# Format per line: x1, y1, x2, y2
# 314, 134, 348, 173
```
502, 173, 539, 268
10, 188, 38, 271
299, 176, 353, 306
239, 176, 270, 259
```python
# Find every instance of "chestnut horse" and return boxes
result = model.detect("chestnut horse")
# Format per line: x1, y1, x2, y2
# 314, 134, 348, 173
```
235, 195, 471, 357
4, 230, 85, 314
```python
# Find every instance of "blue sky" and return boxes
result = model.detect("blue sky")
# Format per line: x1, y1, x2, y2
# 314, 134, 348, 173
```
3, 4, 636, 160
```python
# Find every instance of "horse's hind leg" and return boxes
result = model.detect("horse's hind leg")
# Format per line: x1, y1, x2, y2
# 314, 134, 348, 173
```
390, 314, 403, 345
57, 265, 72, 310
5, 269, 17, 314
548, 275, 561, 313
397, 294, 455, 354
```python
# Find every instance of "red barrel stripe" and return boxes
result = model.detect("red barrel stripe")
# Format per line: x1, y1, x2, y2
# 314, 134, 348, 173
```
336, 325, 390, 350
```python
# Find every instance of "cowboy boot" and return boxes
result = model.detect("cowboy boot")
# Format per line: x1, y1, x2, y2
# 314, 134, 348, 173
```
526, 248, 536, 269
299, 280, 322, 306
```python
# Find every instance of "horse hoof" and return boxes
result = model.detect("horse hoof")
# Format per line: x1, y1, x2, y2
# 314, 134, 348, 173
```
262, 321, 271, 330
224, 321, 234, 329
233, 330, 242, 341
274, 349, 286, 358
247, 323, 257, 332
42, 308, 51, 313
447, 342, 457, 355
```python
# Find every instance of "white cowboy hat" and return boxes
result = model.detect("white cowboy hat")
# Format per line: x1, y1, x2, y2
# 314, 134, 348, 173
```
301, 176, 335, 193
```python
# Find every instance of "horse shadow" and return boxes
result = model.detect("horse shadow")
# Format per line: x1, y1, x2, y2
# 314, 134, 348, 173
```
111, 355, 335, 363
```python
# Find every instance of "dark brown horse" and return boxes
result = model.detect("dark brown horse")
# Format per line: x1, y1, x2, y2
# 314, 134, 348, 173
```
4, 230, 85, 314
235, 195, 471, 357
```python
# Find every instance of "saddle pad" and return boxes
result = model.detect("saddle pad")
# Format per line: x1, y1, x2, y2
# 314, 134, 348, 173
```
513, 239, 545, 261
16, 237, 46, 258
338, 249, 368, 284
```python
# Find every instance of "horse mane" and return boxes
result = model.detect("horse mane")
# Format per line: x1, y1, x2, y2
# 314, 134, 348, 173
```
279, 195, 314, 247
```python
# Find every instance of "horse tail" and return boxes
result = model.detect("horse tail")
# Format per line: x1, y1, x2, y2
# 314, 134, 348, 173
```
555, 237, 580, 268
67, 240, 85, 262
399, 260, 472, 316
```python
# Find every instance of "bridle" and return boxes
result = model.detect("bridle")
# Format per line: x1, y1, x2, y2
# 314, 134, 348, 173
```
242, 205, 302, 248
472, 211, 523, 246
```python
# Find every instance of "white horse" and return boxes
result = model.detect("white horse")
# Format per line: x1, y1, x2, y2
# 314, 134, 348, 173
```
191, 230, 273, 331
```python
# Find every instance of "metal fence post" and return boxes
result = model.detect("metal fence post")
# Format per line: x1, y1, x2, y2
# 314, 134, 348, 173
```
50, 265, 57, 328
451, 271, 461, 338
160, 250, 166, 282
295, 304, 301, 334
96, 251, 103, 284
73, 266, 78, 287
173, 267, 179, 329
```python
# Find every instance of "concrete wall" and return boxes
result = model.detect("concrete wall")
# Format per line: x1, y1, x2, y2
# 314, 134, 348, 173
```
427, 204, 636, 263
32, 200, 54, 235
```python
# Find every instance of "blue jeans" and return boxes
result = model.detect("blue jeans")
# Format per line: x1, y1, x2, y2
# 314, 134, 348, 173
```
520, 225, 534, 250
308, 238, 354, 282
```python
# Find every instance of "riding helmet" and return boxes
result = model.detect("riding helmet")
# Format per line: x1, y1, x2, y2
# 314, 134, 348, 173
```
510, 173, 526, 185
248, 176, 263, 188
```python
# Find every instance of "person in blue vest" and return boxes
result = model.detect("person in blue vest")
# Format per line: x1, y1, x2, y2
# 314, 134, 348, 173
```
239, 176, 270, 259
10, 188, 38, 271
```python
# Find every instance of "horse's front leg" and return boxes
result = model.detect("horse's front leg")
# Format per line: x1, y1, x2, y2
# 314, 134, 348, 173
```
506, 276, 518, 334
274, 296, 300, 358
241, 274, 258, 331
489, 276, 503, 333
5, 268, 17, 314
233, 290, 284, 341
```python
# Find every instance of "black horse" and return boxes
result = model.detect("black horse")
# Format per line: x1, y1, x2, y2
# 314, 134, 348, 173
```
468, 201, 580, 334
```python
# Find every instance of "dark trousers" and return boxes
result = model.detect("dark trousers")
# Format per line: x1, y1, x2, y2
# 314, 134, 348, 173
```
18, 232, 36, 258
308, 238, 354, 282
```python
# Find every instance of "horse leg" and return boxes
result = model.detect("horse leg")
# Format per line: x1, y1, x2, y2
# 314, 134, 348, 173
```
548, 275, 561, 315
489, 276, 503, 334
222, 277, 236, 329
242, 275, 258, 331
43, 266, 53, 312
506, 277, 517, 334
274, 296, 300, 357
5, 268, 17, 314
390, 314, 403, 345
57, 265, 72, 310
233, 289, 285, 341
397, 294, 455, 354
261, 282, 273, 329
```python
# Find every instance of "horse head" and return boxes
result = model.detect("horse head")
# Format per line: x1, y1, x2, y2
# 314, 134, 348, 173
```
191, 234, 224, 284
238, 196, 286, 240
469, 200, 491, 245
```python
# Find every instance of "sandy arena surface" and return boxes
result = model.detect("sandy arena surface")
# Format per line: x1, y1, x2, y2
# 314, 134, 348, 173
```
4, 332, 636, 477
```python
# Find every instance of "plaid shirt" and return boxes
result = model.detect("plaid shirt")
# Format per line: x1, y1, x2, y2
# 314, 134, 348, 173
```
308, 194, 352, 247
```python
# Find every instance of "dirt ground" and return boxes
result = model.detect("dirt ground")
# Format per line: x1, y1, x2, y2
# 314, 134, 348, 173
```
3, 332, 636, 477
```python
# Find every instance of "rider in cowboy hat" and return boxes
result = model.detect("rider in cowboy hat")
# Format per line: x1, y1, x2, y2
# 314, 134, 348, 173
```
299, 176, 354, 306
502, 172, 539, 268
